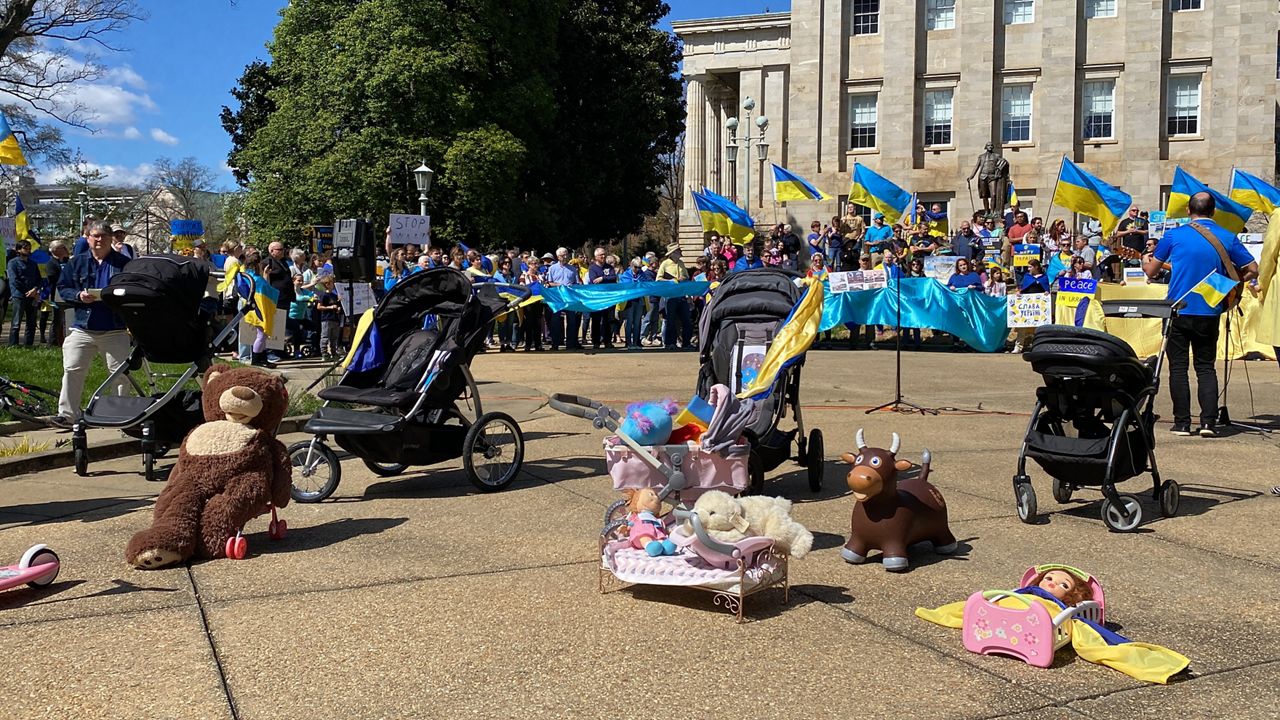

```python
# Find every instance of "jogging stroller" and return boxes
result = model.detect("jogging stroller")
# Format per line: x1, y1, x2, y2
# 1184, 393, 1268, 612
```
74, 254, 241, 481
696, 267, 823, 494
288, 268, 527, 502
1012, 299, 1183, 532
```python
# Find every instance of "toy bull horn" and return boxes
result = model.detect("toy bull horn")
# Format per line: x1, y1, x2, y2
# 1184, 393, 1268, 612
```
856, 428, 866, 450
889, 432, 900, 455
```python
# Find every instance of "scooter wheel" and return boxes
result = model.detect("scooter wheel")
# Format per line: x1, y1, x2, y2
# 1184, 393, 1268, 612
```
268, 518, 288, 541
225, 535, 248, 560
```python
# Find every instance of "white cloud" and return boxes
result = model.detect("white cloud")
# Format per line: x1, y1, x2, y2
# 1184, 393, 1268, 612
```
0, 49, 158, 128
104, 65, 147, 90
122, 126, 142, 140
150, 128, 179, 145
36, 161, 156, 188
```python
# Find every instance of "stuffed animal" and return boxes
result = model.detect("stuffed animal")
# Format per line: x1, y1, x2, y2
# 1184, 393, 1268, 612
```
126, 365, 292, 569
840, 429, 955, 572
623, 488, 676, 556
620, 399, 678, 446
685, 490, 813, 558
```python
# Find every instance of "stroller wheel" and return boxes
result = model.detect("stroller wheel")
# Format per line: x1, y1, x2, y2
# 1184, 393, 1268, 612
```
287, 440, 341, 503
74, 446, 88, 477
143, 451, 156, 482
362, 459, 409, 477
463, 412, 524, 492
1014, 483, 1037, 523
1101, 494, 1143, 532
1158, 480, 1181, 518
805, 429, 824, 492
1051, 478, 1073, 504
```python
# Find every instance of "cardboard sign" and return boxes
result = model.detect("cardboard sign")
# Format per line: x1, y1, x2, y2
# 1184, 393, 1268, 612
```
0, 216, 15, 245
1123, 267, 1148, 285
923, 256, 958, 282
307, 225, 334, 254
388, 213, 430, 246
1007, 294, 1052, 328
829, 269, 888, 293
334, 281, 377, 316
1057, 276, 1098, 295
238, 309, 287, 351
1012, 243, 1041, 268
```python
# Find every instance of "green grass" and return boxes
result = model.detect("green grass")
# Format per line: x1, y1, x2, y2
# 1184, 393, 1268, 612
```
0, 345, 110, 421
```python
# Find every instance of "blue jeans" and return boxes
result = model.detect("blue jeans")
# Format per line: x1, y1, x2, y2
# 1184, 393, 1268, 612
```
8, 296, 37, 346
642, 299, 661, 341
663, 297, 692, 348
622, 301, 644, 347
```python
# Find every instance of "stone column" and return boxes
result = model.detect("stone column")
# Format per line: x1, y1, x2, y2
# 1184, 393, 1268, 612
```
685, 75, 708, 210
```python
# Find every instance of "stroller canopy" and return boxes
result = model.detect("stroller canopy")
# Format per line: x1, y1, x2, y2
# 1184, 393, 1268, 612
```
698, 267, 803, 360
102, 254, 214, 364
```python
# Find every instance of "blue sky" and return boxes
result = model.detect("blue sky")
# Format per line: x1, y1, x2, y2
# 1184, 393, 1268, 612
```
49, 0, 786, 190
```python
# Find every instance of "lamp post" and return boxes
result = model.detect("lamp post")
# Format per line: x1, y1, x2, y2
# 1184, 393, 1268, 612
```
412, 162, 434, 216
76, 190, 88, 231
724, 97, 769, 214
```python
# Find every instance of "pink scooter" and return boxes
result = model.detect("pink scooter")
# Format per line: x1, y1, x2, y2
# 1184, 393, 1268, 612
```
0, 545, 60, 592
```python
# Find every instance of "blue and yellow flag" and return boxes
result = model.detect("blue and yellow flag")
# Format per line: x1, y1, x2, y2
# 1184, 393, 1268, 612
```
341, 309, 383, 372
737, 277, 823, 400
1228, 168, 1280, 216
1051, 157, 1131, 238
693, 188, 755, 243
922, 203, 948, 238
772, 164, 831, 202
1190, 269, 1239, 308
0, 114, 26, 166
674, 394, 714, 431
849, 163, 913, 224
1008, 179, 1020, 208
235, 270, 280, 337
1166, 166, 1251, 233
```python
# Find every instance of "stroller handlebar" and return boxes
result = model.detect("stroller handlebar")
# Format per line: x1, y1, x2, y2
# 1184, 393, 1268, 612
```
548, 393, 619, 427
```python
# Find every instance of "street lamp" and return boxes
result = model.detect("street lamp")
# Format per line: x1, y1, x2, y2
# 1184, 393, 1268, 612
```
76, 190, 88, 230
725, 96, 769, 215
412, 162, 434, 216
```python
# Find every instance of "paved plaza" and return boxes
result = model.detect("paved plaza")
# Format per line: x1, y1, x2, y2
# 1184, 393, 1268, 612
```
1, 349, 1278, 719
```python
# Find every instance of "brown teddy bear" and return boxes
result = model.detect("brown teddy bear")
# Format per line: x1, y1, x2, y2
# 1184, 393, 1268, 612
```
126, 365, 292, 569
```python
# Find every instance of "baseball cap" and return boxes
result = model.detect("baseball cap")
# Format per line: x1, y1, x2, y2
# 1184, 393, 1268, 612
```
541, 252, 554, 260
872, 212, 884, 219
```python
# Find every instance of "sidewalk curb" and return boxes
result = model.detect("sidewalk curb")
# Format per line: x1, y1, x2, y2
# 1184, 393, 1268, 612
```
0, 415, 310, 480
0, 419, 42, 435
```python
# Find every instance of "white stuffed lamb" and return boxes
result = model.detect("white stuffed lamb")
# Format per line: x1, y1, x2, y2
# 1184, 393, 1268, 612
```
686, 490, 814, 558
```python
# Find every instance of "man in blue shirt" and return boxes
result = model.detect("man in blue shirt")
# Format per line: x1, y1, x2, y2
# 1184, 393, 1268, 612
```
732, 242, 764, 272
864, 213, 894, 266
1144, 192, 1258, 436
52, 222, 132, 425
544, 247, 582, 350
586, 247, 618, 349
6, 240, 42, 345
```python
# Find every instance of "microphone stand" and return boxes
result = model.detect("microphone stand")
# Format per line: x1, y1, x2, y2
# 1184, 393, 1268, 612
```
866, 273, 938, 416
1216, 306, 1272, 434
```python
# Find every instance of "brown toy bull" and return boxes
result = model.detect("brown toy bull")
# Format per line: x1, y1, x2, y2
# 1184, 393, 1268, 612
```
840, 429, 956, 572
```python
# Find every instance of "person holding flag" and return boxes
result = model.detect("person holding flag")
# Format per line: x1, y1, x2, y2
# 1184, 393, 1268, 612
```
1143, 192, 1258, 437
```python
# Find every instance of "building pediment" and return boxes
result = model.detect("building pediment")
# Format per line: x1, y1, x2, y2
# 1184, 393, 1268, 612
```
674, 12, 791, 62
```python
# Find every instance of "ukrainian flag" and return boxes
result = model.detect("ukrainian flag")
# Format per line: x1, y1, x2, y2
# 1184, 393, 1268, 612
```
235, 269, 281, 337
15, 196, 41, 253
694, 188, 756, 243
923, 204, 949, 238
1165, 166, 1251, 233
1051, 157, 1131, 238
1228, 168, 1280, 216
674, 394, 714, 430
1008, 180, 1020, 208
1190, 269, 1239, 308
772, 164, 832, 202
0, 114, 26, 166
848, 163, 913, 224
737, 277, 823, 400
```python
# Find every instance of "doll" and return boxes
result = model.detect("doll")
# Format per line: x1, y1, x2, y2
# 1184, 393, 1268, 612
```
623, 487, 676, 557
1028, 567, 1093, 606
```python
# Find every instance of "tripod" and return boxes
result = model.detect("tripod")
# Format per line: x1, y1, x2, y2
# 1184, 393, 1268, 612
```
866, 275, 938, 416
1216, 307, 1273, 434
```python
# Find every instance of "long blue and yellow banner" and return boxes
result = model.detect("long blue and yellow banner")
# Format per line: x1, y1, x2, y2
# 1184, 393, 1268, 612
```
820, 278, 1011, 352
540, 280, 711, 314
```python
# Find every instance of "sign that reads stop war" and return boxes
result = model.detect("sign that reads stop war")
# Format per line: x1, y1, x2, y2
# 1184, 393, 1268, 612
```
388, 213, 430, 246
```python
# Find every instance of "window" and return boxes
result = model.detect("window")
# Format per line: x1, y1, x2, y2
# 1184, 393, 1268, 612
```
1171, 0, 1202, 10
1082, 79, 1115, 140
1004, 0, 1034, 24
1086, 0, 1116, 18
1001, 84, 1032, 143
1167, 74, 1201, 136
852, 0, 879, 35
924, 89, 953, 147
926, 0, 956, 30
849, 93, 878, 149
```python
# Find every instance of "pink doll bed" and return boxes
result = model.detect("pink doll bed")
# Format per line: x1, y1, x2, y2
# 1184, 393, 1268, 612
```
961, 565, 1105, 668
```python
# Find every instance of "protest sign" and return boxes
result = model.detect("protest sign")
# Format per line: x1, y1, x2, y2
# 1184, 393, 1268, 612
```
1057, 276, 1098, 296
335, 282, 377, 316
388, 213, 430, 246
239, 309, 287, 351
306, 225, 334, 253
1012, 243, 1041, 267
923, 256, 958, 282
829, 269, 888, 293
1007, 294, 1052, 328
0, 216, 15, 245
1123, 267, 1148, 285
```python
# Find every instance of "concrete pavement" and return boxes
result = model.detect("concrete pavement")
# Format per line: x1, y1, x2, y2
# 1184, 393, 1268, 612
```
1, 347, 1278, 719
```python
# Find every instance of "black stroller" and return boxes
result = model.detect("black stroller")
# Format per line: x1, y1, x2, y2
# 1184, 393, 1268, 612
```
1012, 299, 1183, 532
696, 267, 823, 494
288, 268, 527, 502
74, 254, 241, 481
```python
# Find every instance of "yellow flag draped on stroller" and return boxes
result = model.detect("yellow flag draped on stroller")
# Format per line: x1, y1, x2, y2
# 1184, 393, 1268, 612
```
735, 276, 824, 400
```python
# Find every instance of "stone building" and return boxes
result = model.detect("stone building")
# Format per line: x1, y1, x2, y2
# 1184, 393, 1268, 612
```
673, 0, 1278, 249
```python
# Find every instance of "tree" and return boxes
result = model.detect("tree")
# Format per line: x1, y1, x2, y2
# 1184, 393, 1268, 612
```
133, 156, 222, 252
227, 0, 684, 251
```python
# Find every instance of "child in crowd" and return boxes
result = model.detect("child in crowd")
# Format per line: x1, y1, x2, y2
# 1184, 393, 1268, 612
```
766, 239, 784, 267
315, 275, 344, 360
985, 266, 1007, 297
287, 274, 317, 359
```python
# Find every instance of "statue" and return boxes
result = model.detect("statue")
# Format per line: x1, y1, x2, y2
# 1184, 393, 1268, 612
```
967, 142, 1011, 217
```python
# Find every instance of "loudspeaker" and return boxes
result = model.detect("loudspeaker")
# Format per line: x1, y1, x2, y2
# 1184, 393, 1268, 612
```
332, 218, 375, 283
